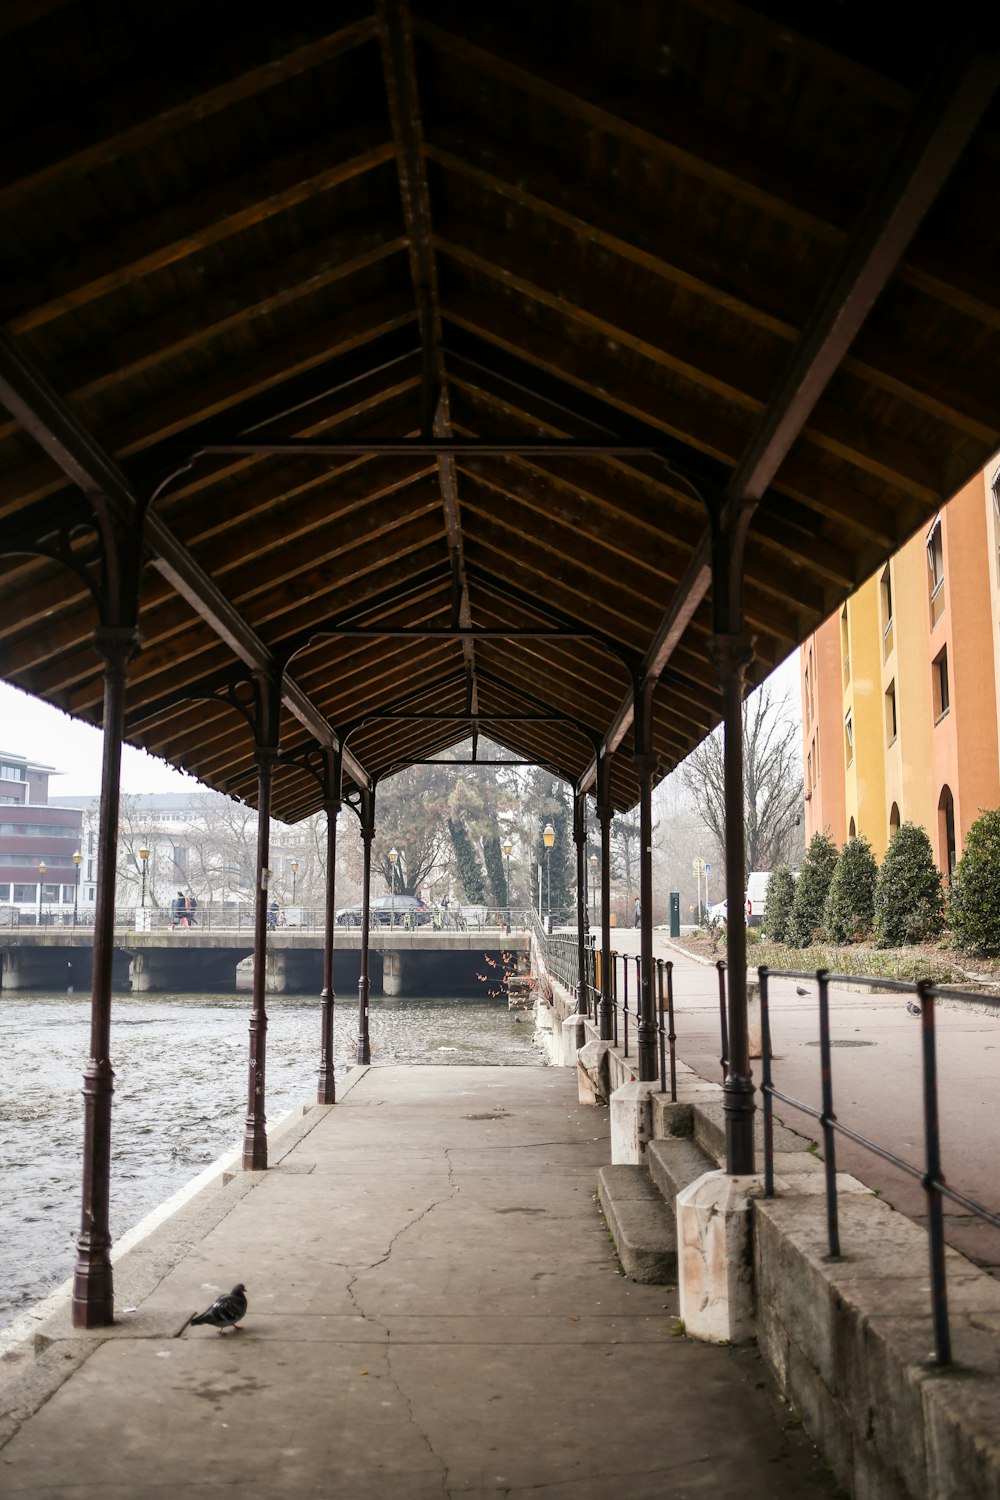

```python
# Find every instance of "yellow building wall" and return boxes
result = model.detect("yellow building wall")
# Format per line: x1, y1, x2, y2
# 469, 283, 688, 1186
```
802, 460, 1000, 873
842, 578, 887, 855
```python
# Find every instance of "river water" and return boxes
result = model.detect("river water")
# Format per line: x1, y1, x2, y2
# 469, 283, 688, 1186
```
0, 991, 541, 1329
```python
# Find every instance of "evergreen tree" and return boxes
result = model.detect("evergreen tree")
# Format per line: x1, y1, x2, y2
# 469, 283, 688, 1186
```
448, 819, 487, 903
824, 834, 878, 944
874, 821, 944, 948
787, 832, 839, 947
480, 830, 508, 913
761, 864, 796, 944
950, 808, 1000, 955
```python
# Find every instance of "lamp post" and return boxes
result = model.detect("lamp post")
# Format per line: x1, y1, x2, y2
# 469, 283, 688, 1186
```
72, 850, 81, 926
139, 846, 149, 910
290, 859, 298, 906
542, 823, 555, 926
37, 861, 46, 927
589, 852, 597, 924
502, 837, 513, 925
389, 846, 398, 928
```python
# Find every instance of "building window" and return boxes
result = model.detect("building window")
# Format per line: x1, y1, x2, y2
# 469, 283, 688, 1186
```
880, 565, 894, 659
0, 883, 9, 901
889, 802, 901, 837
808, 649, 815, 721
885, 680, 897, 744
12, 884, 35, 902
814, 730, 820, 780
807, 750, 813, 787
927, 517, 945, 626
0, 763, 27, 781
933, 648, 950, 721
992, 472, 1000, 588
841, 609, 851, 685
939, 786, 957, 876
849, 817, 856, 839
804, 666, 811, 728
844, 710, 854, 765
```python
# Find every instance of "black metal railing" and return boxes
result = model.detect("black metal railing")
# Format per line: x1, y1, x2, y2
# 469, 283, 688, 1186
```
14, 904, 538, 936
757, 965, 1000, 1367
600, 949, 676, 1100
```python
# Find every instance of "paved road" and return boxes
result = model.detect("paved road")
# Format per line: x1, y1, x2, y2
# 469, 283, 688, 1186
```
609, 931, 1000, 1273
0, 1066, 837, 1498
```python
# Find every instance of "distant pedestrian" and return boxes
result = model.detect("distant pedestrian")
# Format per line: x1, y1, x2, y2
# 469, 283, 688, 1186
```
267, 898, 279, 931
171, 891, 188, 930
634, 896, 641, 927
186, 893, 198, 926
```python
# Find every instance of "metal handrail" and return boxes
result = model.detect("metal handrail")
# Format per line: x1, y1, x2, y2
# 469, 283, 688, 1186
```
757, 964, 1000, 1367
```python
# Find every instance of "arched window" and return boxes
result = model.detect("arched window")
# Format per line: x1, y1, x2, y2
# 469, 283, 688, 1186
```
938, 786, 957, 876
849, 817, 856, 839
889, 803, 901, 838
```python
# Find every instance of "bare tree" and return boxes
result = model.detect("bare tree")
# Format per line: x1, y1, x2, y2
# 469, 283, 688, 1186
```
681, 685, 803, 880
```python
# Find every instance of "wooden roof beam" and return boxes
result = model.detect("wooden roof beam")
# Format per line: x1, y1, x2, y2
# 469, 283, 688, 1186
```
0, 328, 371, 789
580, 37, 1000, 795
377, 0, 479, 722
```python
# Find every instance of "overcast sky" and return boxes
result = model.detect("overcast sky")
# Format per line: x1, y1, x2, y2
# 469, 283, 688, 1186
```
0, 651, 801, 800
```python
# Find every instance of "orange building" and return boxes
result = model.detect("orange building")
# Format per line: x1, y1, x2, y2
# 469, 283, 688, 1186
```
801, 463, 1000, 874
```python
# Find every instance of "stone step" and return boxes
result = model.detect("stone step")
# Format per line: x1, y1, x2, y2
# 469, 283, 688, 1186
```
596, 1164, 677, 1284
692, 1100, 811, 1162
647, 1136, 717, 1205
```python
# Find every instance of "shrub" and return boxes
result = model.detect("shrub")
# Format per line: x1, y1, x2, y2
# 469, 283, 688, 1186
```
873, 821, 944, 948
762, 865, 796, 944
824, 834, 878, 944
949, 808, 1000, 955
787, 833, 838, 947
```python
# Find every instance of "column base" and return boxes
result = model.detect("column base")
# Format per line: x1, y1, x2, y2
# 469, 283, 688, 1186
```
676, 1169, 763, 1344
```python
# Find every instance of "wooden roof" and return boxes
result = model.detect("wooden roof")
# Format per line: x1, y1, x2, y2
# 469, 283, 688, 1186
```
0, 2, 998, 817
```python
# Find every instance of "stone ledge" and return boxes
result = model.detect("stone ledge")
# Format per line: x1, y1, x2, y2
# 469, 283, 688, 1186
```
647, 1136, 717, 1203
755, 1187, 1000, 1500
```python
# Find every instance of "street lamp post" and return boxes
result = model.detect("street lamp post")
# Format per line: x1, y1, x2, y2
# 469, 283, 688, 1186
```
502, 837, 513, 926
589, 852, 597, 924
72, 850, 81, 926
139, 846, 149, 911
37, 861, 46, 927
290, 859, 298, 906
542, 823, 555, 927
389, 847, 398, 928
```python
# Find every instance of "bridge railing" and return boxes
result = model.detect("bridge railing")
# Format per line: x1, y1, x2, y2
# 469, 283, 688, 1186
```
16, 904, 540, 935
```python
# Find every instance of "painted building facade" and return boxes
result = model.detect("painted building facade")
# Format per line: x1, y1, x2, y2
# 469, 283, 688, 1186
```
0, 752, 84, 921
801, 463, 1000, 873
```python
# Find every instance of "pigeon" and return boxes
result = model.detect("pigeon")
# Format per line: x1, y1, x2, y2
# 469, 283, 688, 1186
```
190, 1283, 247, 1333
795, 986, 808, 997
906, 1000, 922, 1017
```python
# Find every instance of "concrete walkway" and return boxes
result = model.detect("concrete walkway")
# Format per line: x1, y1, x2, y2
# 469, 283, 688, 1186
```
1, 1065, 836, 1499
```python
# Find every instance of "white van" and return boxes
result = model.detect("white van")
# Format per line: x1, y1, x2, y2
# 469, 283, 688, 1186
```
746, 871, 771, 926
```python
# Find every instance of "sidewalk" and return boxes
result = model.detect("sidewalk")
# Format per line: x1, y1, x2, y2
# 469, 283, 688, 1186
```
0, 1065, 836, 1498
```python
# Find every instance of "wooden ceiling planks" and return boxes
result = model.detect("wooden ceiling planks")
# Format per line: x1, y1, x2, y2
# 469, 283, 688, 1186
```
0, 1, 998, 819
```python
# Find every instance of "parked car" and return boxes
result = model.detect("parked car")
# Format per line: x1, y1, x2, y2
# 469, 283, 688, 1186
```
708, 895, 752, 924
336, 894, 432, 927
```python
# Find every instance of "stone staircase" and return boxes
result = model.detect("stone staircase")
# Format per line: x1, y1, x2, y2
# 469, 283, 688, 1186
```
598, 1096, 814, 1283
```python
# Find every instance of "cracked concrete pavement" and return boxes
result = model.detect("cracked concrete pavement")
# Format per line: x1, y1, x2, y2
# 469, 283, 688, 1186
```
0, 1064, 838, 1498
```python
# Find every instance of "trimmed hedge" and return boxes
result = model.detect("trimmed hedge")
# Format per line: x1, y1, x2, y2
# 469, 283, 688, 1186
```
824, 834, 877, 944
788, 832, 838, 947
950, 807, 1000, 956
873, 821, 944, 948
762, 865, 796, 944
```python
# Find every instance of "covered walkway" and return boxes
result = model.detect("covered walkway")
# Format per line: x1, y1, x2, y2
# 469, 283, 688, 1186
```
0, 1065, 834, 1499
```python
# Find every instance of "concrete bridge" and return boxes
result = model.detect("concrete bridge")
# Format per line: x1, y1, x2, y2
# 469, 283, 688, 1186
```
0, 927, 530, 996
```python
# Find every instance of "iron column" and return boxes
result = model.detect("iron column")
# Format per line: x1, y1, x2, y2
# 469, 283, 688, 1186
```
357, 788, 374, 1064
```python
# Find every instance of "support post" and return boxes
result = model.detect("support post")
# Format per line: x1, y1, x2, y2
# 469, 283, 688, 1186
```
633, 677, 658, 1082
596, 755, 614, 1042
357, 786, 375, 1065
573, 788, 588, 1015
243, 672, 281, 1171
708, 505, 757, 1175
317, 747, 342, 1105
72, 626, 138, 1328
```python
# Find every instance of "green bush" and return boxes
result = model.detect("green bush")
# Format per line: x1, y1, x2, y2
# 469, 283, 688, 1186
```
873, 821, 944, 948
824, 835, 877, 944
949, 808, 1000, 955
762, 865, 796, 943
787, 833, 838, 947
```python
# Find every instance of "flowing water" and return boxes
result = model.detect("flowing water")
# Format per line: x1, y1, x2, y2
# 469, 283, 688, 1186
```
0, 991, 541, 1329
